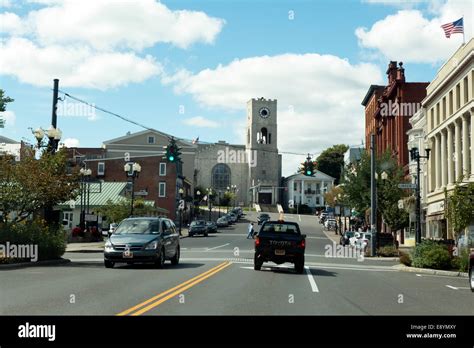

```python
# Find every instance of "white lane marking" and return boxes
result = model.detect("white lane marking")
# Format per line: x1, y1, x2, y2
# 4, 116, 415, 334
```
206, 243, 230, 251
446, 285, 458, 290
304, 266, 319, 293
298, 215, 301, 222
284, 215, 296, 219
416, 274, 422, 277
306, 237, 328, 240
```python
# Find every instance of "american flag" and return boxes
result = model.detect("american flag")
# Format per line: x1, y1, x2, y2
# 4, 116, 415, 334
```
441, 17, 464, 38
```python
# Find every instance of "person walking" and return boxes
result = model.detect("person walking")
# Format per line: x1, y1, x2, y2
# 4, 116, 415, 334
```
247, 222, 255, 239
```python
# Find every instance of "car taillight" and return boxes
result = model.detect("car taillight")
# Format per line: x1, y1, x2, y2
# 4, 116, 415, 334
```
299, 239, 305, 248
255, 237, 260, 247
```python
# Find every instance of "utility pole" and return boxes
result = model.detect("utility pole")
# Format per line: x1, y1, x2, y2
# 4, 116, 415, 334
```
370, 133, 377, 257
410, 147, 430, 245
49, 78, 59, 154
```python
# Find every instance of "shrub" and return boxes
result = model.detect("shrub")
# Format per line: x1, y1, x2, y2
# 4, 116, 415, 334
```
377, 245, 399, 257
412, 240, 451, 270
0, 221, 66, 262
452, 248, 470, 272
399, 251, 412, 266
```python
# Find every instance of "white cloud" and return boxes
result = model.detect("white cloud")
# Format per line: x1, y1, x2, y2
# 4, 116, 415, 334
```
0, 110, 16, 127
0, 0, 12, 8
165, 53, 382, 175
356, 0, 473, 63
0, 38, 162, 89
182, 116, 220, 128
7, 0, 225, 50
62, 137, 80, 148
0, 0, 225, 89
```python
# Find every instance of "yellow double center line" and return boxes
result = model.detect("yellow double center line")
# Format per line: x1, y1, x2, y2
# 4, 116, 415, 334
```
117, 261, 232, 316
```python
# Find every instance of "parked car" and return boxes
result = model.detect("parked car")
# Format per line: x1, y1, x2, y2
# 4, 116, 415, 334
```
355, 232, 372, 252
103, 217, 180, 268
228, 212, 238, 223
349, 232, 363, 247
206, 221, 218, 233
232, 207, 243, 218
340, 231, 355, 246
188, 220, 208, 237
257, 213, 270, 225
216, 216, 229, 227
325, 219, 337, 230
222, 214, 234, 225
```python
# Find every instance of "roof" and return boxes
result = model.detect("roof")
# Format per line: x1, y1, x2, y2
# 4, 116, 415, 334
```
0, 135, 20, 144
361, 85, 384, 106
284, 170, 335, 182
58, 182, 128, 208
103, 129, 195, 147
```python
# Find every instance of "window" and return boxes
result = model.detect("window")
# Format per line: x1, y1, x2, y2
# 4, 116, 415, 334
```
211, 163, 231, 189
159, 163, 166, 176
293, 182, 297, 191
449, 90, 453, 116
97, 162, 105, 176
463, 76, 468, 104
158, 182, 166, 197
148, 136, 155, 144
456, 83, 460, 110
442, 97, 446, 121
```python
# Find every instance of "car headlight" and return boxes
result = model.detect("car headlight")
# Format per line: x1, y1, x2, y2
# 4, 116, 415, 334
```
104, 241, 113, 251
145, 240, 158, 250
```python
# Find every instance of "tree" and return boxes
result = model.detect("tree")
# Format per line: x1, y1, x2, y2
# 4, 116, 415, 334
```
324, 186, 344, 207
315, 144, 349, 184
445, 180, 474, 240
0, 89, 14, 112
0, 148, 79, 224
98, 198, 157, 223
341, 150, 372, 214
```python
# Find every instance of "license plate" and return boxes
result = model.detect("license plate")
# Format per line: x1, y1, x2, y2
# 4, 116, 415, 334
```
123, 251, 133, 258
275, 249, 285, 256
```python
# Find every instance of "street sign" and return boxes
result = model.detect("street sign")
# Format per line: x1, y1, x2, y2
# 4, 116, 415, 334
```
398, 183, 417, 189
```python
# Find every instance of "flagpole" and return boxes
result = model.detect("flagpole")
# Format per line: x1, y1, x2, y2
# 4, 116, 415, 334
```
462, 16, 465, 45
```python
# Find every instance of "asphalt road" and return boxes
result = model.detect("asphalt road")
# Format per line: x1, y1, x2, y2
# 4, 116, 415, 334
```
1, 212, 472, 315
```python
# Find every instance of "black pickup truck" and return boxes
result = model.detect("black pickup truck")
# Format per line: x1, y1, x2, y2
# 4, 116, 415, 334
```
254, 220, 306, 274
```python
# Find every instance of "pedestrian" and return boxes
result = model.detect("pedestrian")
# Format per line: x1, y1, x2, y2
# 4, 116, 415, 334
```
247, 222, 254, 239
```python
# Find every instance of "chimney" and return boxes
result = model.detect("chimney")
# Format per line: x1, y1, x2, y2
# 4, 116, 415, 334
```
396, 62, 405, 82
386, 61, 398, 84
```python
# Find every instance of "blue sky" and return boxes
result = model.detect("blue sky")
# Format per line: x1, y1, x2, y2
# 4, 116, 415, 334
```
0, 0, 472, 175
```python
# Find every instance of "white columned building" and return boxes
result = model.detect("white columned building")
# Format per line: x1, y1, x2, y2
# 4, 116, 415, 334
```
424, 38, 474, 240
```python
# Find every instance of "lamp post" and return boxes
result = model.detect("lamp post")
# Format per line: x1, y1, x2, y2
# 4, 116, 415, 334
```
207, 188, 213, 221
79, 168, 92, 231
178, 188, 184, 235
218, 190, 222, 218
227, 185, 237, 211
410, 147, 430, 245
124, 162, 141, 217
195, 190, 201, 219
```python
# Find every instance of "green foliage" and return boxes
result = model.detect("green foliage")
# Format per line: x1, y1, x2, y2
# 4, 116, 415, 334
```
0, 220, 66, 262
445, 181, 474, 240
0, 89, 14, 112
451, 248, 470, 272
412, 240, 451, 270
0, 148, 79, 223
314, 144, 349, 184
399, 251, 412, 266
377, 245, 399, 257
221, 191, 234, 207
98, 198, 157, 223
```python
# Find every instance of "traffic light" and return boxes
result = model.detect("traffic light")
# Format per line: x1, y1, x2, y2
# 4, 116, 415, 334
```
166, 137, 181, 163
303, 154, 315, 177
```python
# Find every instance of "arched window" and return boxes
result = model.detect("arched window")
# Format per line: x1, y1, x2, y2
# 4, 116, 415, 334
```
260, 127, 268, 144
212, 164, 231, 189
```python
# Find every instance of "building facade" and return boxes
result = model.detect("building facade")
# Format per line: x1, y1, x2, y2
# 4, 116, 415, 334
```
424, 39, 474, 240
363, 62, 429, 169
283, 172, 335, 211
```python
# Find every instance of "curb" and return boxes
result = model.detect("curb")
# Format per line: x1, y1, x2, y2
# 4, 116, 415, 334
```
66, 249, 104, 253
392, 264, 468, 278
0, 258, 71, 270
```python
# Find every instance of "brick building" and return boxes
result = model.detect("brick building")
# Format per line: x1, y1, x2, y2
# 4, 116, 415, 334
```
362, 61, 429, 168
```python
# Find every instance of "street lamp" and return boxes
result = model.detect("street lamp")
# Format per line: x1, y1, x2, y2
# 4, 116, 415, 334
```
207, 188, 213, 221
32, 126, 63, 154
124, 162, 141, 217
410, 147, 430, 245
178, 188, 184, 235
79, 167, 92, 231
195, 190, 201, 219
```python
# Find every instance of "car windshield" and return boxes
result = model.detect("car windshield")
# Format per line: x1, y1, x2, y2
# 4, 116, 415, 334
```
191, 220, 206, 226
260, 222, 300, 235
114, 219, 159, 234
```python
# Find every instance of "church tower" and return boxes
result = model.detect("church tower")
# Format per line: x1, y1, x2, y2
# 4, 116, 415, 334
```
246, 97, 281, 205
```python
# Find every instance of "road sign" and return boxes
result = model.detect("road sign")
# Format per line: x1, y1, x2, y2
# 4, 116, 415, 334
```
398, 183, 417, 189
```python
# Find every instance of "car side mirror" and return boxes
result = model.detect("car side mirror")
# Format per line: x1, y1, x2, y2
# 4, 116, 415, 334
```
107, 231, 113, 237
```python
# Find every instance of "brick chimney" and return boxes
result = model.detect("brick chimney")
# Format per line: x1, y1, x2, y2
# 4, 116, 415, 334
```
386, 61, 398, 84
396, 62, 405, 83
